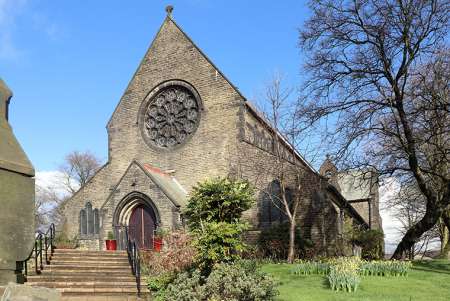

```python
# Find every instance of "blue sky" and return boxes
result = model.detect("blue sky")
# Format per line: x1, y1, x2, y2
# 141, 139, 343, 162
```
1, 0, 408, 252
1, 0, 310, 171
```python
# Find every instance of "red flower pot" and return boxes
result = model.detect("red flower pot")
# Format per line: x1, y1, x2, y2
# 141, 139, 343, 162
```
153, 238, 163, 252
105, 239, 117, 251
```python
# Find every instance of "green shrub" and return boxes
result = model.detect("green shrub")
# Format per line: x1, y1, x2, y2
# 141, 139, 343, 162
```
258, 223, 312, 260
142, 230, 196, 296
193, 221, 248, 273
352, 229, 384, 260
107, 231, 114, 240
146, 272, 176, 292
163, 269, 205, 301
204, 260, 278, 301
184, 177, 255, 230
184, 177, 255, 274
163, 261, 278, 301
54, 233, 78, 249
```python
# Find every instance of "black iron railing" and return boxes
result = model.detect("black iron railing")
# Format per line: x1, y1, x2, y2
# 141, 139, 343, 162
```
124, 226, 141, 296
20, 223, 55, 281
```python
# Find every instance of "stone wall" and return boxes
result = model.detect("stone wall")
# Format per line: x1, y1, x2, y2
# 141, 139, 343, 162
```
62, 17, 244, 246
228, 105, 347, 256
106, 17, 243, 192
62, 16, 369, 256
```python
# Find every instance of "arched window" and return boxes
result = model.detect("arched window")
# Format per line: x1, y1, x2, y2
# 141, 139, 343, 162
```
260, 180, 293, 226
79, 209, 87, 235
79, 202, 100, 236
93, 208, 100, 234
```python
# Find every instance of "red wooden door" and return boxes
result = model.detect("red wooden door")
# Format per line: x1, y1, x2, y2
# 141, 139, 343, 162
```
128, 204, 156, 249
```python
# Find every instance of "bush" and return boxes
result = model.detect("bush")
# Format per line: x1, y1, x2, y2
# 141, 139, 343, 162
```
54, 233, 78, 249
204, 260, 278, 301
258, 223, 312, 260
146, 272, 176, 293
193, 221, 248, 273
163, 261, 278, 301
352, 229, 384, 260
142, 230, 196, 294
184, 177, 255, 230
184, 177, 255, 274
162, 269, 205, 301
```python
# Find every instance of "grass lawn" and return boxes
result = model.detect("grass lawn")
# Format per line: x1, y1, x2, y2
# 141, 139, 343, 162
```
261, 260, 450, 301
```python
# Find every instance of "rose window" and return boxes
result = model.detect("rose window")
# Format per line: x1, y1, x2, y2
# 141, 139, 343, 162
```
142, 85, 200, 148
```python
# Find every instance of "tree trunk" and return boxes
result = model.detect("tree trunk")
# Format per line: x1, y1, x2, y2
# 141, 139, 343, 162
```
287, 219, 296, 263
391, 202, 443, 259
439, 211, 450, 259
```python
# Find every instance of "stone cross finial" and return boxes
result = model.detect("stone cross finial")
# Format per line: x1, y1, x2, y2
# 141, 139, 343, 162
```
166, 5, 174, 16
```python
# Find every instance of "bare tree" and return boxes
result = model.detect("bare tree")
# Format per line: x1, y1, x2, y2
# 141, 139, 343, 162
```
391, 183, 441, 259
35, 184, 63, 230
298, 0, 449, 259
59, 150, 102, 195
235, 73, 318, 263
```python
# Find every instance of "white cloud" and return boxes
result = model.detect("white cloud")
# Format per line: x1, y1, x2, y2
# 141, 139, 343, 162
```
35, 170, 71, 199
0, 0, 27, 60
380, 178, 441, 254
379, 179, 403, 253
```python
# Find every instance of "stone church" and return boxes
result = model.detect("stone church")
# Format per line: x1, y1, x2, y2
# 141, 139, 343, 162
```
62, 10, 382, 253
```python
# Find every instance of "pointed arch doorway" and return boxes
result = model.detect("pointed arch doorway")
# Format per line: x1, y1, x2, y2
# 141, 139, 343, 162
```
129, 204, 156, 249
114, 192, 159, 250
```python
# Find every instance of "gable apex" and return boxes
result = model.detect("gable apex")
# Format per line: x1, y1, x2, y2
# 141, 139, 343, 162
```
107, 14, 247, 129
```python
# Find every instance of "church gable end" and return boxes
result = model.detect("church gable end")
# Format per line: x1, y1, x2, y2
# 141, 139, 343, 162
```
106, 15, 245, 191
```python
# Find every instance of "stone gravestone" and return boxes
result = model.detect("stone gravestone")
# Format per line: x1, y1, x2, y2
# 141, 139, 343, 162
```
0, 79, 35, 285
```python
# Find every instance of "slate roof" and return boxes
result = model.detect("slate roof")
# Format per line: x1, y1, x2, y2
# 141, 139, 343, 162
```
140, 163, 188, 207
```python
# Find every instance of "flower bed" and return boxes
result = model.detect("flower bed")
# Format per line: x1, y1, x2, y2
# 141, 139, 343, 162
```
291, 257, 412, 293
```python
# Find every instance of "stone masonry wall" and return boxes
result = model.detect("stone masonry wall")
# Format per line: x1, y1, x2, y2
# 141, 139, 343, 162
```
229, 106, 345, 256
107, 17, 243, 194
62, 17, 244, 246
62, 16, 368, 255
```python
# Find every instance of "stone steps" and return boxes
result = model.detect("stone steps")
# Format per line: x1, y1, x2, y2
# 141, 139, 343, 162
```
50, 257, 130, 262
26, 281, 138, 288
27, 275, 136, 282
54, 287, 141, 295
47, 264, 131, 270
26, 249, 148, 298
52, 250, 127, 257
29, 270, 135, 277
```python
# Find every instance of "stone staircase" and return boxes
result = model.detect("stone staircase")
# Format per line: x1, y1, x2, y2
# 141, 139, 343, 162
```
25, 249, 149, 299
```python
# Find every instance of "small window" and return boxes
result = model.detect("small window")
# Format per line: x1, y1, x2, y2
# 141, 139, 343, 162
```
79, 209, 87, 235
94, 209, 100, 234
79, 202, 100, 236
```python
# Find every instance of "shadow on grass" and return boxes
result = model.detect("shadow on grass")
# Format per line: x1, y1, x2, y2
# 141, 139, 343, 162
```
321, 277, 330, 290
413, 260, 450, 275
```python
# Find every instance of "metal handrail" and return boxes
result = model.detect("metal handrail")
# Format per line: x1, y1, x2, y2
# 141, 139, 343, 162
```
124, 226, 141, 296
21, 223, 55, 281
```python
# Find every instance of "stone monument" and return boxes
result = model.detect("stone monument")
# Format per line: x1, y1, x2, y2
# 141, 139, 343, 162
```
0, 78, 35, 284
